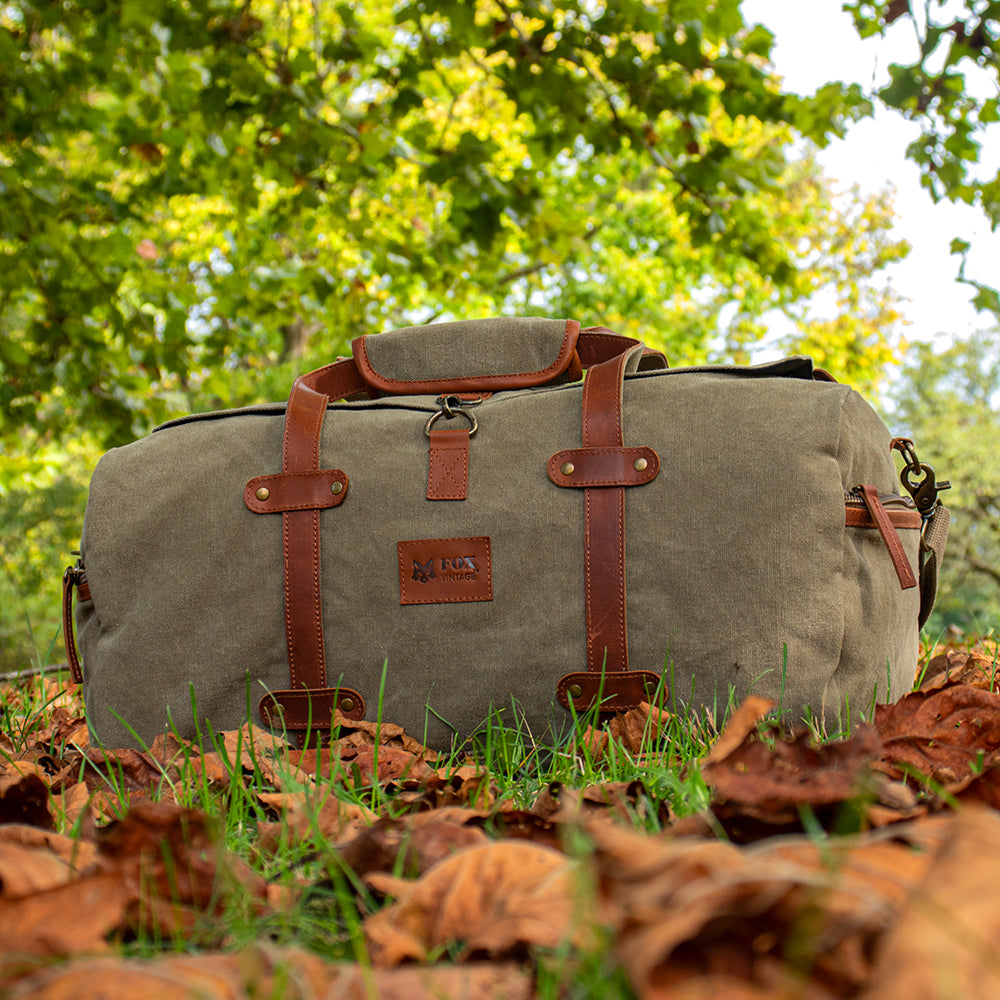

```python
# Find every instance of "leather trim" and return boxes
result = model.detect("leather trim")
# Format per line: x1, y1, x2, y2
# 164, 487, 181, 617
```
580, 345, 648, 674
296, 356, 376, 400
548, 447, 659, 488
281, 381, 331, 692
352, 319, 582, 394
576, 329, 668, 370
556, 671, 663, 712
259, 687, 366, 734
61, 565, 86, 684
857, 483, 918, 590
845, 506, 921, 530
427, 428, 470, 501
245, 470, 348, 513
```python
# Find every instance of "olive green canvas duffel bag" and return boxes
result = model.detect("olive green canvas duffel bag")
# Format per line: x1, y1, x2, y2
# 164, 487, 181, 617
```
63, 318, 950, 750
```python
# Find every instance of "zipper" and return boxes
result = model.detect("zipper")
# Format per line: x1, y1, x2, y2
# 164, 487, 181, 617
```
844, 488, 915, 510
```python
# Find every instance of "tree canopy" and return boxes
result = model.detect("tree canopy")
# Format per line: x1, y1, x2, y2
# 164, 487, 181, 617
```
847, 0, 1000, 318
2, 0, 901, 456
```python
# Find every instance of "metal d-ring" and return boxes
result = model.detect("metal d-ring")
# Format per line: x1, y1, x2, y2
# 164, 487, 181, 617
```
424, 406, 478, 437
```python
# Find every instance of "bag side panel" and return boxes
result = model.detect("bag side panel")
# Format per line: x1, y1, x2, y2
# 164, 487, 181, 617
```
831, 390, 921, 716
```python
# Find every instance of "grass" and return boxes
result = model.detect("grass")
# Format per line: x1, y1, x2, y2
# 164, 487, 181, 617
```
2, 623, 994, 994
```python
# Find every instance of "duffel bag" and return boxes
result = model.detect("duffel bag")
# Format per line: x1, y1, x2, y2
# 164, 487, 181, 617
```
63, 318, 950, 750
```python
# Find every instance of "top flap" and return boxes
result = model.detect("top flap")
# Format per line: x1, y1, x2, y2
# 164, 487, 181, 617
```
352, 318, 581, 395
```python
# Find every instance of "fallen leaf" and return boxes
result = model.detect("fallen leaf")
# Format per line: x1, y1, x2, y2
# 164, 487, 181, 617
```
364, 841, 585, 965
333, 810, 490, 879
4, 948, 533, 1000
0, 873, 131, 981
0, 772, 54, 828
591, 815, 947, 999
699, 718, 883, 836
918, 647, 1000, 692
255, 792, 375, 853
859, 807, 1000, 999
874, 683, 1000, 787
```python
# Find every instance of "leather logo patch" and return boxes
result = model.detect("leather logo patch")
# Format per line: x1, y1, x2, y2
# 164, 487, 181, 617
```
398, 536, 493, 605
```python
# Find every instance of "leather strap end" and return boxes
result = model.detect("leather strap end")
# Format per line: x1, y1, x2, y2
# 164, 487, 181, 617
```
857, 484, 918, 590
557, 671, 664, 713
259, 687, 366, 738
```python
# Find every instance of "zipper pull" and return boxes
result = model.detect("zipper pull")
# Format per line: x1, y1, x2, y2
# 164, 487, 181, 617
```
857, 483, 917, 590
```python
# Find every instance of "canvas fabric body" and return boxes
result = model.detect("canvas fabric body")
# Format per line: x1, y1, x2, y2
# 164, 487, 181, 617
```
75, 348, 922, 751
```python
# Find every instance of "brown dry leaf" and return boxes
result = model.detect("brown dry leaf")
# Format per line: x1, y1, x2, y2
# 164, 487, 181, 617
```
0, 840, 80, 899
0, 872, 131, 982
578, 701, 674, 761
331, 714, 436, 755
255, 791, 375, 853
859, 807, 1000, 1000
918, 647, 1000, 692
874, 683, 1000, 786
339, 745, 439, 787
5, 948, 533, 1000
80, 748, 168, 799
591, 815, 947, 1000
0, 825, 96, 870
333, 809, 490, 879
364, 840, 585, 965
698, 718, 883, 836
216, 724, 304, 789
93, 801, 271, 938
0, 771, 54, 828
701, 696, 777, 766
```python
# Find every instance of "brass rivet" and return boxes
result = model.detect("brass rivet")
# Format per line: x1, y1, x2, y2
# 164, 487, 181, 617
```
255, 487, 270, 501
561, 462, 575, 476
568, 683, 583, 699
340, 697, 355, 713
633, 457, 648, 472
331, 481, 343, 495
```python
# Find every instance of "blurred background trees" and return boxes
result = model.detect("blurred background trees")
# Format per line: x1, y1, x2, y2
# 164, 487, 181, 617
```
1, 0, 995, 668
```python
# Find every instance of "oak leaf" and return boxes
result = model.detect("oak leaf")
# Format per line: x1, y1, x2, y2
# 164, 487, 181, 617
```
364, 841, 585, 965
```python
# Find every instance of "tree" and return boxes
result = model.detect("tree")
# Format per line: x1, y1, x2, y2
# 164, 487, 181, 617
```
889, 335, 1000, 632
1, 0, 885, 453
846, 0, 1000, 321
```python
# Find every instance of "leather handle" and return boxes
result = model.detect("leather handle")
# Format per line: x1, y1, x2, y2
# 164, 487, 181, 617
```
292, 325, 667, 402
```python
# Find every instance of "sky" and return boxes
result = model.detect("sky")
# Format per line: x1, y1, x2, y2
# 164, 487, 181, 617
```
741, 0, 1000, 348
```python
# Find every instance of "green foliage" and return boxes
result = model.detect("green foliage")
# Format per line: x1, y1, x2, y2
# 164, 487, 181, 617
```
845, 0, 1000, 322
888, 334, 1000, 631
2, 0, 881, 454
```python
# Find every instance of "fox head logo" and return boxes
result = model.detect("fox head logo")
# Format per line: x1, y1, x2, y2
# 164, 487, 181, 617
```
412, 559, 436, 584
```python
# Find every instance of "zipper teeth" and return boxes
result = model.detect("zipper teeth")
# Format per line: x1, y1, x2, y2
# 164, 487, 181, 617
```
844, 488, 915, 508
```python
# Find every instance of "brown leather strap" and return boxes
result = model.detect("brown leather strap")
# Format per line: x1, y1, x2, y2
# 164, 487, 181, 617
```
259, 687, 366, 735
427, 428, 470, 500
556, 670, 662, 712
548, 446, 659, 488
61, 565, 86, 684
581, 345, 647, 674
281, 380, 331, 693
244, 470, 348, 513
857, 484, 918, 590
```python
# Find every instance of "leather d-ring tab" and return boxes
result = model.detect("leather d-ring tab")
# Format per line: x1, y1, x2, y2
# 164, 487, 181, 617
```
556, 671, 664, 712
259, 687, 366, 736
548, 447, 659, 488
244, 470, 348, 513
